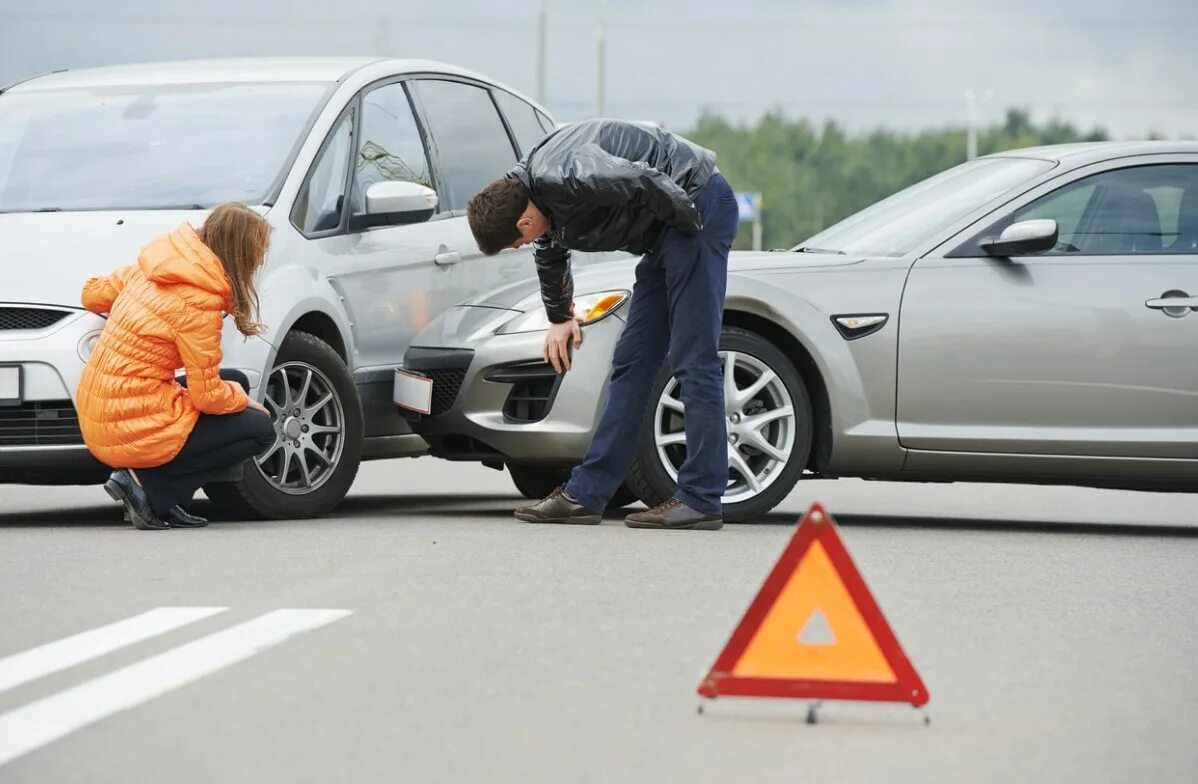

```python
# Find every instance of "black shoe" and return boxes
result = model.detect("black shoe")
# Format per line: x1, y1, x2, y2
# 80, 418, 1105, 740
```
165, 506, 208, 528
105, 470, 169, 530
111, 471, 135, 524
119, 500, 206, 528
514, 486, 602, 525
625, 498, 723, 530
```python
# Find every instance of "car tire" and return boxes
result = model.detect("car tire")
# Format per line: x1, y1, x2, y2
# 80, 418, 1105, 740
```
606, 483, 639, 510
508, 463, 568, 500
625, 326, 813, 523
204, 331, 363, 520
507, 463, 639, 511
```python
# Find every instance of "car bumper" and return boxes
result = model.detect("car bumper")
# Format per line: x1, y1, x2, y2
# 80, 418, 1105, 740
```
0, 444, 107, 484
0, 307, 109, 482
402, 307, 624, 465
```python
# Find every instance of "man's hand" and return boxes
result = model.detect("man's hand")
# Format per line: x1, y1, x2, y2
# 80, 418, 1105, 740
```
543, 318, 583, 373
246, 398, 272, 417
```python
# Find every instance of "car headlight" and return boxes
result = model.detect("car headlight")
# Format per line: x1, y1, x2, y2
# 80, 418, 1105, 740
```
496, 290, 630, 335
78, 330, 103, 362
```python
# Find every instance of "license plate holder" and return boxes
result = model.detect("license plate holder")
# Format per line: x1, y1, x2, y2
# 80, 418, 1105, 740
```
393, 369, 433, 415
0, 366, 21, 407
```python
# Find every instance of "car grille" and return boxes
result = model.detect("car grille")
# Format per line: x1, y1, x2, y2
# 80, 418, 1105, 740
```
425, 369, 467, 416
0, 307, 70, 331
402, 347, 475, 418
0, 400, 85, 446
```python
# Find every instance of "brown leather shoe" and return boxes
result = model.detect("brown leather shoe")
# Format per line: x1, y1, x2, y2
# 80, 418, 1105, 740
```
514, 486, 602, 525
625, 498, 723, 530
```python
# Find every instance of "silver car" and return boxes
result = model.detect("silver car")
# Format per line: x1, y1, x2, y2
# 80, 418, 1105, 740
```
0, 57, 620, 518
399, 141, 1198, 521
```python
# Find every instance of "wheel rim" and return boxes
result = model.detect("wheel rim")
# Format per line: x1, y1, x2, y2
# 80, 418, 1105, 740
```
256, 362, 345, 496
654, 350, 796, 505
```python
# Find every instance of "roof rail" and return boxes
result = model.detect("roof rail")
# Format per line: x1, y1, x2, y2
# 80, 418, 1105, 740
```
0, 68, 67, 96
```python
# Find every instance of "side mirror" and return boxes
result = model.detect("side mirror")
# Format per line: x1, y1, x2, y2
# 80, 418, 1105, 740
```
980, 219, 1059, 258
353, 181, 438, 230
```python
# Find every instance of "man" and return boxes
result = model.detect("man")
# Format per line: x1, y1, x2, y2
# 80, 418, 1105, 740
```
467, 119, 737, 530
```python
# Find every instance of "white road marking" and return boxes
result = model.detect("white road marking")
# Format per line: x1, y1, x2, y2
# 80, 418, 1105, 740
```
0, 607, 228, 694
0, 608, 351, 767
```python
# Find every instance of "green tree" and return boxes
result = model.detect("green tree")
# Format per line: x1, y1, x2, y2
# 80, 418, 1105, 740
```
686, 109, 1114, 250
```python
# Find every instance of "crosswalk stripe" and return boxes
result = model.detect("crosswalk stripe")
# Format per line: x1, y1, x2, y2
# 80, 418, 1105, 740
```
0, 608, 351, 767
0, 607, 229, 695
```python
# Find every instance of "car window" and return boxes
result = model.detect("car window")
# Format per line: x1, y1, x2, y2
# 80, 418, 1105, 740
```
350, 82, 433, 217
1017, 182, 1096, 247
1013, 164, 1198, 255
1147, 184, 1186, 241
493, 90, 548, 157
292, 110, 354, 235
411, 80, 518, 211
536, 110, 555, 134
797, 157, 1053, 257
0, 82, 328, 212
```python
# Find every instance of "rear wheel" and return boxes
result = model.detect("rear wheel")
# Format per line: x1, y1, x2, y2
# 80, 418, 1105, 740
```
507, 464, 639, 510
204, 331, 363, 519
625, 326, 813, 523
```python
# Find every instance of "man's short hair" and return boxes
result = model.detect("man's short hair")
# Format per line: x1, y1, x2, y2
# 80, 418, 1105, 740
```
467, 177, 528, 255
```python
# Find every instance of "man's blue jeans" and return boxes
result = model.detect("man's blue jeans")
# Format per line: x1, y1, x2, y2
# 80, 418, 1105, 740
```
565, 173, 739, 515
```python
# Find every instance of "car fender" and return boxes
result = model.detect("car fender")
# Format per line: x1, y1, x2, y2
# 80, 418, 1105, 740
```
221, 263, 354, 395
723, 271, 905, 473
725, 275, 870, 428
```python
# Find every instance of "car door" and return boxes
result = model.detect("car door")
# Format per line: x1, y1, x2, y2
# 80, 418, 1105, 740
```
897, 156, 1198, 460
290, 83, 449, 373
406, 78, 531, 306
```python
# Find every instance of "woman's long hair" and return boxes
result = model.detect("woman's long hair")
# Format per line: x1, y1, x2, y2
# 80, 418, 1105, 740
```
198, 203, 269, 337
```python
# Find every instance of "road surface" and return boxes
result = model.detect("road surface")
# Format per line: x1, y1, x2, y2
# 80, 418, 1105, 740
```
0, 459, 1195, 783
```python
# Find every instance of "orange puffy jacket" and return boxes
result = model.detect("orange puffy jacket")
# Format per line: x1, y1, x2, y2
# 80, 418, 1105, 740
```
76, 223, 249, 469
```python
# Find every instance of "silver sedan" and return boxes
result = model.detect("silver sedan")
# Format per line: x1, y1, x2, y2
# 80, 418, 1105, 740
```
398, 141, 1198, 521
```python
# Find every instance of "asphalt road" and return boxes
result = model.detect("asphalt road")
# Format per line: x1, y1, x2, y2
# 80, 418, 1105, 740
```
0, 459, 1195, 783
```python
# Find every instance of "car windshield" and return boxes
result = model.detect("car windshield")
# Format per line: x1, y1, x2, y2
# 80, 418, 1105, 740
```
0, 82, 329, 212
793, 157, 1054, 257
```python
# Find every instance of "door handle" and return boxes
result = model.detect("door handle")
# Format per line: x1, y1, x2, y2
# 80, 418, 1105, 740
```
1146, 291, 1198, 311
434, 249, 461, 267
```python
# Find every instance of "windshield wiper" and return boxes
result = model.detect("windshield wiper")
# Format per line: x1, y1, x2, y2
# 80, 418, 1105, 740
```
793, 246, 846, 255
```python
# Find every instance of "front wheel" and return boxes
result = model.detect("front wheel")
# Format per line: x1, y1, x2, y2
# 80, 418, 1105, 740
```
205, 331, 363, 519
625, 326, 813, 523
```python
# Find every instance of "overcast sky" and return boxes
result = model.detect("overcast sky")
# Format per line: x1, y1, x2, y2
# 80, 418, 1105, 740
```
2, 0, 1195, 137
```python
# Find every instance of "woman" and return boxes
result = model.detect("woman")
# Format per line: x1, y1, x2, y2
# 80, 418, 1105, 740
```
77, 203, 276, 530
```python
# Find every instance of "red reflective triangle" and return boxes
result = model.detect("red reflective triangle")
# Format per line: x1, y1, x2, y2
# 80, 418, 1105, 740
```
698, 503, 929, 707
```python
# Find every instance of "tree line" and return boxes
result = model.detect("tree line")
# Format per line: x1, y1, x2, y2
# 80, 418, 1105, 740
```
684, 108, 1111, 250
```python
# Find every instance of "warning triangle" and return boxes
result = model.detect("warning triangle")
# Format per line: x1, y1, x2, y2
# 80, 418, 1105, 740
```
698, 503, 929, 706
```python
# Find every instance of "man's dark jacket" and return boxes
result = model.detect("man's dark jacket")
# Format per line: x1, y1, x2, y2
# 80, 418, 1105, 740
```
508, 119, 717, 323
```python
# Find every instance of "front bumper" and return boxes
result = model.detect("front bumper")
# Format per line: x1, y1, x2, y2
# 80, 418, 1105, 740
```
402, 307, 624, 465
0, 307, 109, 483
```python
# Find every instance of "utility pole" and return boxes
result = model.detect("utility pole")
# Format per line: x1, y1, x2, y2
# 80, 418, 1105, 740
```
374, 14, 391, 57
535, 0, 547, 105
752, 195, 764, 251
596, 0, 606, 116
965, 88, 993, 161
965, 89, 977, 161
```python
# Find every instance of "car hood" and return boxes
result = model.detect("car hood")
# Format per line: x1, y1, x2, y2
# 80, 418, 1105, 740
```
464, 250, 863, 311
0, 209, 261, 306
